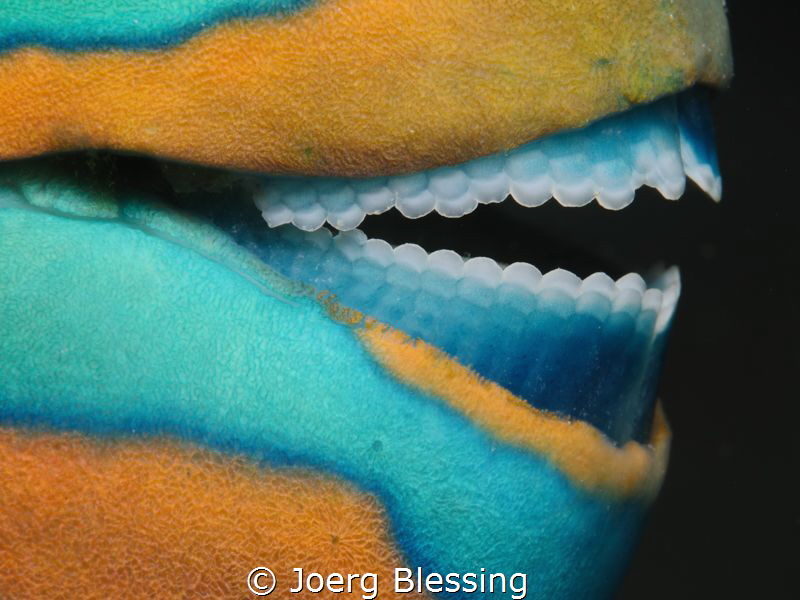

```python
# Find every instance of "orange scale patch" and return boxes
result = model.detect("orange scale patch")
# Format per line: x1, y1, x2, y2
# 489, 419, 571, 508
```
0, 427, 425, 599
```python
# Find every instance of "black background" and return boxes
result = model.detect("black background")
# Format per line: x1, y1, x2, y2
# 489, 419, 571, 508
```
618, 4, 797, 598
364, 3, 797, 598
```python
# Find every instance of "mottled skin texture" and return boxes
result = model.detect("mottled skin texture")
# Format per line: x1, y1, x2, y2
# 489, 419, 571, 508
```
0, 428, 420, 600
0, 0, 731, 176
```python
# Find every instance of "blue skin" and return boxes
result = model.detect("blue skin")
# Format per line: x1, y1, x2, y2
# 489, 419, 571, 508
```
0, 0, 314, 52
0, 166, 644, 599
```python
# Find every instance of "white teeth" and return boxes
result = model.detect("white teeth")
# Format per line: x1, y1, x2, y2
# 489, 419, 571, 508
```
396, 189, 435, 219
552, 179, 596, 208
318, 183, 354, 211
612, 287, 643, 317
362, 238, 394, 267
593, 158, 637, 209
501, 262, 542, 293
680, 135, 723, 201
508, 176, 552, 208
326, 203, 365, 231
428, 167, 470, 199
548, 152, 595, 208
428, 249, 463, 277
540, 268, 583, 296
266, 226, 681, 335
642, 288, 664, 315
653, 151, 687, 200
248, 92, 697, 343
393, 243, 428, 272
332, 229, 366, 260
435, 193, 478, 218
254, 92, 722, 235
580, 272, 617, 299
504, 146, 548, 180
348, 229, 679, 331
389, 173, 427, 197
463, 257, 503, 287
353, 180, 394, 214
292, 203, 327, 232
616, 273, 647, 294
467, 163, 510, 204
653, 267, 681, 333
282, 187, 316, 211
596, 185, 636, 210
259, 202, 294, 228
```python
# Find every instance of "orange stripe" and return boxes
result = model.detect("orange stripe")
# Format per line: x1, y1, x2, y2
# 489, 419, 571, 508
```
0, 0, 730, 176
358, 321, 670, 500
0, 428, 426, 599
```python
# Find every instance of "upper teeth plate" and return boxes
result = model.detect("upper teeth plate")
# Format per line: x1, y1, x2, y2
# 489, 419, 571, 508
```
255, 90, 721, 232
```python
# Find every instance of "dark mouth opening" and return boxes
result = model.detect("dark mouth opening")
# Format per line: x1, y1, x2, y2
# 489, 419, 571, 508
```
359, 191, 689, 280
53, 148, 703, 280
45, 151, 668, 279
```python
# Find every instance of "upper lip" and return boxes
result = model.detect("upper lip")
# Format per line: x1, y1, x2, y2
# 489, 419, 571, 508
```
0, 0, 732, 175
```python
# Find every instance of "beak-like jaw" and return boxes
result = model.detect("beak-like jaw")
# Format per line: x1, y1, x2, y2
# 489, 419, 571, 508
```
0, 1, 732, 598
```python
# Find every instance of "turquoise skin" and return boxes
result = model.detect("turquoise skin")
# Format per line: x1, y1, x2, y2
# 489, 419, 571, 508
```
0, 162, 646, 599
0, 0, 312, 51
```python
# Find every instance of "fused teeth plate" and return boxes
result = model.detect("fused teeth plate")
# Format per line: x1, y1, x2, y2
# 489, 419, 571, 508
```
254, 91, 719, 232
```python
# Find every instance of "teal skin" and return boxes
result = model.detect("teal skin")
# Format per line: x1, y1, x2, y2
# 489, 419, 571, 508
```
0, 162, 646, 599
0, 0, 313, 51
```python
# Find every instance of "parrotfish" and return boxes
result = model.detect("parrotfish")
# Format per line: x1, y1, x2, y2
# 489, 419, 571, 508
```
0, 1, 732, 598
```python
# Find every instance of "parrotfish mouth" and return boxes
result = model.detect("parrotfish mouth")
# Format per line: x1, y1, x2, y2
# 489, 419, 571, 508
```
2, 87, 718, 447
124, 85, 718, 450
247, 88, 720, 446
0, 1, 732, 597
